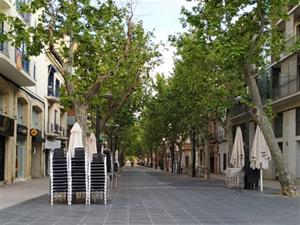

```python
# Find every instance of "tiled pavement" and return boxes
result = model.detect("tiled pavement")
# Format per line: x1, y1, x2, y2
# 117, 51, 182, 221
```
0, 167, 299, 225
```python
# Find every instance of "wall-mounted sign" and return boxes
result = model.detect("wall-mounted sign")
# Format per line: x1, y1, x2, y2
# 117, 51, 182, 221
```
0, 115, 14, 136
17, 124, 28, 136
30, 128, 38, 137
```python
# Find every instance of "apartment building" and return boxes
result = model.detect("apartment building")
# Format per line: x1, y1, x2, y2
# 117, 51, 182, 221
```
0, 0, 67, 183
227, 5, 300, 180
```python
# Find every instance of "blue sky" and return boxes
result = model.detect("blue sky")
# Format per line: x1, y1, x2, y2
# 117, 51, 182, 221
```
117, 0, 195, 76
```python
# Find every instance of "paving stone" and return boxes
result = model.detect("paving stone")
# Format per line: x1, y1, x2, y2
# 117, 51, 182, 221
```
1, 167, 299, 225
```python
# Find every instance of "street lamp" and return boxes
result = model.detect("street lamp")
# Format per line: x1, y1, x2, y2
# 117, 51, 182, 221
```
95, 93, 112, 153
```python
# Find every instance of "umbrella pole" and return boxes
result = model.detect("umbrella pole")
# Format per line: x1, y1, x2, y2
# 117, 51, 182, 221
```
260, 163, 263, 192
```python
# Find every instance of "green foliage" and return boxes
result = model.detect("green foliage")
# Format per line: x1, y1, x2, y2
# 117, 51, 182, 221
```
1, 0, 159, 138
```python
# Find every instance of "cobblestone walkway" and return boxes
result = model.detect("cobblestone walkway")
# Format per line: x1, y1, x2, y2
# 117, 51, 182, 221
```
0, 167, 299, 225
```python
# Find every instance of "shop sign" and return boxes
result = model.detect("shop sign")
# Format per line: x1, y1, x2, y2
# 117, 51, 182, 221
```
17, 124, 28, 136
0, 115, 14, 136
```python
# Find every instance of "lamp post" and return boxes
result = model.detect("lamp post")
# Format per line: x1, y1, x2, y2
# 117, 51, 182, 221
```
108, 123, 120, 162
95, 93, 112, 153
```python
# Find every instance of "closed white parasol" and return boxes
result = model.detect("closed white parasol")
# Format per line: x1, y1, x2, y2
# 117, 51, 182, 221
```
86, 133, 97, 159
250, 125, 271, 192
68, 122, 83, 157
230, 126, 245, 168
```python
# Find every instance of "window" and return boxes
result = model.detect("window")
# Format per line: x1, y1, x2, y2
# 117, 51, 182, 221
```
48, 65, 55, 96
223, 154, 227, 171
33, 63, 36, 80
17, 100, 24, 124
0, 92, 3, 112
274, 113, 283, 138
54, 110, 57, 125
271, 67, 280, 99
278, 142, 283, 154
296, 107, 300, 136
32, 108, 39, 129
298, 65, 300, 91
55, 79, 60, 97
0, 22, 4, 52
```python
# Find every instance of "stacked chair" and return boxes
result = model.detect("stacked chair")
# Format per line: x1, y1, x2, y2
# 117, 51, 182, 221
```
49, 149, 68, 205
49, 148, 111, 205
70, 148, 88, 204
90, 153, 109, 204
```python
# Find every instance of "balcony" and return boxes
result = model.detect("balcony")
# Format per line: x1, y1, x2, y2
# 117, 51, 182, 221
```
231, 103, 247, 117
46, 86, 60, 104
0, 0, 12, 9
15, 48, 30, 74
46, 122, 68, 139
271, 77, 300, 101
0, 43, 35, 86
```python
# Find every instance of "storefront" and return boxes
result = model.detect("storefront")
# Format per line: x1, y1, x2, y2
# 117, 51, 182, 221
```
16, 124, 28, 178
31, 128, 45, 178
0, 115, 14, 181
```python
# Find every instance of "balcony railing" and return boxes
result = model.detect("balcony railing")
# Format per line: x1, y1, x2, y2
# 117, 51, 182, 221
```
231, 103, 247, 117
15, 48, 30, 74
271, 77, 300, 101
280, 34, 300, 59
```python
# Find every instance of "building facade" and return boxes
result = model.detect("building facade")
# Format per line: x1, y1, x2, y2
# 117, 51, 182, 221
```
0, 0, 67, 183
215, 5, 300, 180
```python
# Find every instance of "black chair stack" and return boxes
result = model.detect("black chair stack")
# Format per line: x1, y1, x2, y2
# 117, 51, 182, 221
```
71, 148, 87, 202
50, 149, 67, 205
103, 150, 112, 173
90, 153, 107, 204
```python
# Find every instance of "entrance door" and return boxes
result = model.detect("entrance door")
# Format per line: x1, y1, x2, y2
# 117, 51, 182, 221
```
16, 139, 25, 178
31, 143, 41, 178
0, 136, 5, 181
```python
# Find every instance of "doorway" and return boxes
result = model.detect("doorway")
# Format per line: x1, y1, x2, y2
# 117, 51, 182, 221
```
31, 143, 41, 178
0, 135, 5, 181
16, 138, 26, 178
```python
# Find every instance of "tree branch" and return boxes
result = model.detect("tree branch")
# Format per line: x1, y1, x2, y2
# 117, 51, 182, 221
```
84, 12, 134, 102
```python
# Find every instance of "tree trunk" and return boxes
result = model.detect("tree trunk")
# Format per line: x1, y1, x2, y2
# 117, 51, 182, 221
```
191, 130, 196, 177
160, 149, 164, 170
204, 137, 210, 179
244, 65, 297, 196
171, 142, 175, 173
163, 146, 168, 172
73, 101, 88, 147
224, 116, 233, 168
177, 142, 183, 174
155, 152, 158, 169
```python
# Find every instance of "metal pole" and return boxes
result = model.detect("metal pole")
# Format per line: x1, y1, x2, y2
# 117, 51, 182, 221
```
260, 164, 263, 192
95, 107, 101, 153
